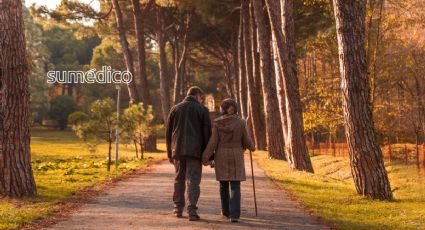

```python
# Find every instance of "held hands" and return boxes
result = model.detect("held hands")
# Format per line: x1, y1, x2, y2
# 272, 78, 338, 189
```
202, 160, 212, 166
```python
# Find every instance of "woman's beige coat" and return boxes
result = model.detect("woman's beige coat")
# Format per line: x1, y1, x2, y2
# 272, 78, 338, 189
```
202, 114, 255, 181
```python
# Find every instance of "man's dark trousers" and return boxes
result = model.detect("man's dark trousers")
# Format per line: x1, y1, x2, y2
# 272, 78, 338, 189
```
173, 156, 202, 215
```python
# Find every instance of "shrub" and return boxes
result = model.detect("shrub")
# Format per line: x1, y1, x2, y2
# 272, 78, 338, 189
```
49, 95, 77, 130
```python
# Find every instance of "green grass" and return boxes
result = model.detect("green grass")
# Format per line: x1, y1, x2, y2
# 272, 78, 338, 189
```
255, 152, 425, 230
0, 129, 166, 230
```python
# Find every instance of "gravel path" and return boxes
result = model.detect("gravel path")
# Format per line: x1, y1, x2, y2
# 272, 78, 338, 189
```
47, 156, 328, 230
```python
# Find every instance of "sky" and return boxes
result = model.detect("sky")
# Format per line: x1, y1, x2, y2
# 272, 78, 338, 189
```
25, 0, 100, 11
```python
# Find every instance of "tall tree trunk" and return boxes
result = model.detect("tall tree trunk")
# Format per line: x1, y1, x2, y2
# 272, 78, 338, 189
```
0, 0, 37, 197
238, 2, 248, 118
223, 58, 234, 98
111, 0, 139, 103
265, 0, 313, 172
173, 14, 191, 105
423, 143, 425, 168
366, 0, 384, 110
272, 33, 288, 142
252, 0, 285, 159
156, 7, 171, 122
245, 0, 267, 150
131, 0, 154, 106
231, 32, 241, 113
132, 0, 157, 151
333, 0, 392, 200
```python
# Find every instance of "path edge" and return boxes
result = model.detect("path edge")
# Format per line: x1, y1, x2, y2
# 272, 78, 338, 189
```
251, 156, 337, 229
19, 159, 166, 230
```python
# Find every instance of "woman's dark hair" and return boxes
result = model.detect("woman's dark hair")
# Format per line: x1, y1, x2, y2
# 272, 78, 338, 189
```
220, 98, 238, 115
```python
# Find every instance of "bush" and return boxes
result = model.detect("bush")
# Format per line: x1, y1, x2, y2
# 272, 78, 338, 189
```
68, 111, 89, 125
49, 96, 77, 130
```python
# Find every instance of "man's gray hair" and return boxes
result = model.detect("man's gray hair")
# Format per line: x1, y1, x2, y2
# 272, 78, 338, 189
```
187, 86, 204, 96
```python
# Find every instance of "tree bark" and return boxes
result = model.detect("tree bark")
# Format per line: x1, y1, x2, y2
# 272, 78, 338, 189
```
244, 0, 267, 150
231, 32, 241, 113
238, 2, 248, 118
134, 139, 139, 159
252, 0, 285, 159
333, 0, 392, 200
107, 135, 112, 171
131, 0, 157, 152
131, 0, 154, 107
272, 32, 288, 142
156, 7, 171, 123
111, 0, 139, 103
0, 0, 37, 197
265, 0, 313, 172
423, 144, 425, 168
223, 57, 234, 98
173, 14, 191, 105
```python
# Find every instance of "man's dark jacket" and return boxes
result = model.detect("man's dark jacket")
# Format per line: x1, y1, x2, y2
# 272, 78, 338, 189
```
166, 96, 212, 159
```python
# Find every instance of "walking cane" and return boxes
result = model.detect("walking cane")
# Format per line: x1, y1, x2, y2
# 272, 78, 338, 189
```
249, 150, 258, 216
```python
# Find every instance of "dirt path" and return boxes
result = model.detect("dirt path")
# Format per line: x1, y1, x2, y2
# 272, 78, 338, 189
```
47, 156, 328, 230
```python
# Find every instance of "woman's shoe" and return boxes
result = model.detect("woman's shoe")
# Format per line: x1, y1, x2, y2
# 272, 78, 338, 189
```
230, 217, 239, 223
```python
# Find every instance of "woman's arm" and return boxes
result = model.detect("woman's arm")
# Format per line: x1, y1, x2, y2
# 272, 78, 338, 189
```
242, 120, 255, 151
202, 125, 219, 164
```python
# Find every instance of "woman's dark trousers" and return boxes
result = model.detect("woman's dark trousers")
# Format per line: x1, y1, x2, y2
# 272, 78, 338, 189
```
219, 181, 241, 218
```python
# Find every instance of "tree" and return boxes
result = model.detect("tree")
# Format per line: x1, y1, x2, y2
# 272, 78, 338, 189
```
265, 0, 313, 172
156, 6, 171, 123
173, 12, 192, 105
49, 95, 77, 130
242, 0, 267, 150
111, 0, 139, 103
238, 2, 248, 118
121, 103, 158, 159
131, 0, 154, 106
252, 0, 285, 159
24, 7, 51, 124
0, 0, 37, 197
333, 0, 392, 200
69, 98, 117, 171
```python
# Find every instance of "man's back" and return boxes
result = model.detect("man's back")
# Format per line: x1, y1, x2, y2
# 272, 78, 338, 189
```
166, 96, 211, 159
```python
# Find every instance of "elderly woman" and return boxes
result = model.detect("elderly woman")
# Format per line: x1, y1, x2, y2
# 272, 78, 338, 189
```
202, 99, 255, 223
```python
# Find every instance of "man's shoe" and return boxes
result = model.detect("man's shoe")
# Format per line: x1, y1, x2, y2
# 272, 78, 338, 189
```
173, 209, 183, 218
188, 214, 200, 221
230, 217, 239, 223
221, 211, 229, 219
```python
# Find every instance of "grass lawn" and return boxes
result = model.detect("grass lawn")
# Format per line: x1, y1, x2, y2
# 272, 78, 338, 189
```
0, 129, 166, 230
254, 151, 425, 230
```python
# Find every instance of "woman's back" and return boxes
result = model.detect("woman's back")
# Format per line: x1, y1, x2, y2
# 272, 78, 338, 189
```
202, 114, 255, 181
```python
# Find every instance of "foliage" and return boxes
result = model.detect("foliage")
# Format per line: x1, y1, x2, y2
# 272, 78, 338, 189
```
0, 130, 165, 229
121, 103, 160, 158
49, 95, 77, 130
24, 7, 52, 124
68, 98, 117, 169
255, 151, 425, 230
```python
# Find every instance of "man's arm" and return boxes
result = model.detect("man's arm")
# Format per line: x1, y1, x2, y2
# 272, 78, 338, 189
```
165, 108, 174, 160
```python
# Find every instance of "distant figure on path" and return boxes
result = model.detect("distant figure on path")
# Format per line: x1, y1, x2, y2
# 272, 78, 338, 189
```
166, 86, 211, 221
202, 99, 255, 223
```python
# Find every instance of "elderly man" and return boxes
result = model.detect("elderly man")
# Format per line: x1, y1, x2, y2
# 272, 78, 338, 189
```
166, 86, 211, 221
